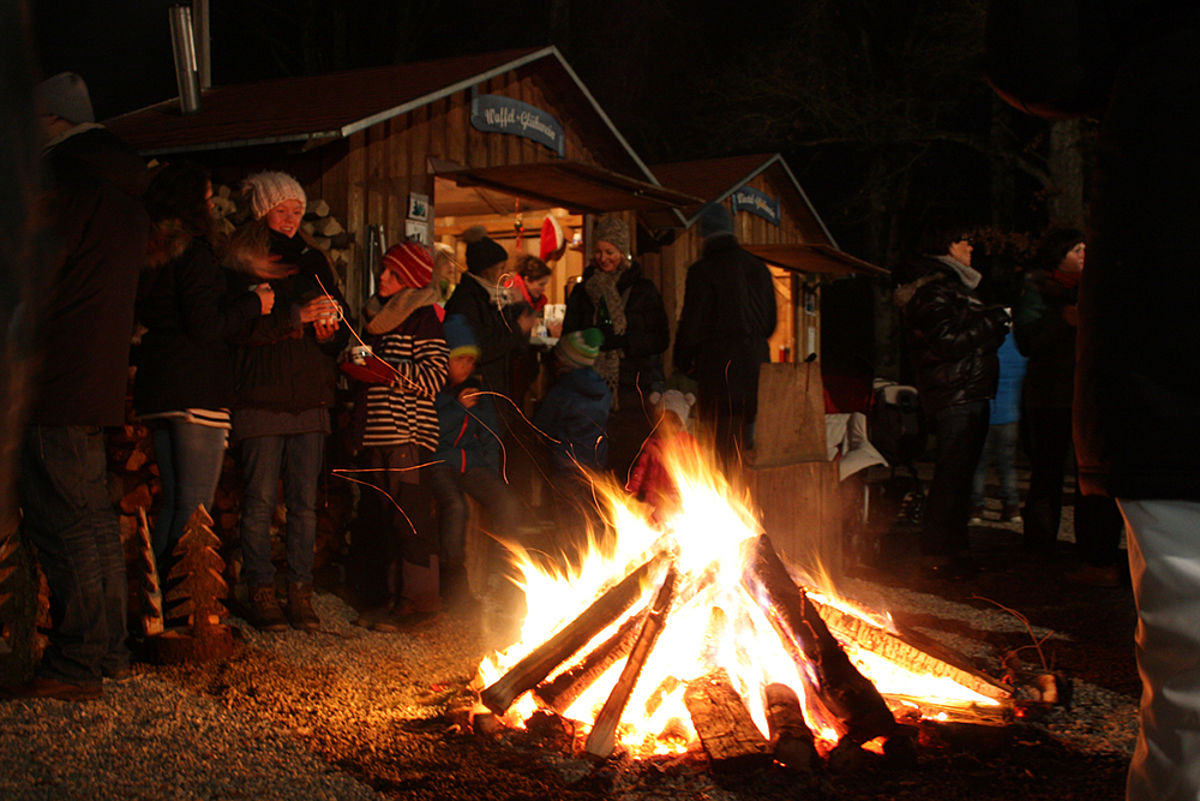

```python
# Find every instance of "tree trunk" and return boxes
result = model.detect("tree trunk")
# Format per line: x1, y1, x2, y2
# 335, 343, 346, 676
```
1047, 119, 1086, 228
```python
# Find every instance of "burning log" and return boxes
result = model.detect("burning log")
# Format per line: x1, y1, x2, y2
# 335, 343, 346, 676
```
763, 683, 819, 771
481, 551, 669, 715
534, 607, 644, 714
887, 695, 1014, 727
584, 565, 678, 758
683, 669, 771, 773
808, 596, 1012, 703
742, 534, 896, 744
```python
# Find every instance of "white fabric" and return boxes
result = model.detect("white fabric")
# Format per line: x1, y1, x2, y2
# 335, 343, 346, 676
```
1120, 498, 1200, 801
825, 412, 887, 480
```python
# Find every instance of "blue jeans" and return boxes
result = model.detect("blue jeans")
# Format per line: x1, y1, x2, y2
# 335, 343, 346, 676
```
921, 400, 989, 558
970, 421, 1019, 507
18, 425, 128, 685
151, 420, 228, 566
238, 432, 324, 589
429, 464, 520, 568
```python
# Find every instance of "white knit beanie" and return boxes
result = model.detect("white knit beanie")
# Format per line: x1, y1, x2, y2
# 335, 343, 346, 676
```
242, 171, 306, 219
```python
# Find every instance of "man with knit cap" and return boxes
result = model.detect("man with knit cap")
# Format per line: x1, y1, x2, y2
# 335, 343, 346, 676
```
443, 226, 534, 402
7, 72, 149, 700
673, 202, 776, 469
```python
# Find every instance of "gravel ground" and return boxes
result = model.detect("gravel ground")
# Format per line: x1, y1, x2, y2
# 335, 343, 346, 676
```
0, 540, 1139, 801
0, 460, 1141, 801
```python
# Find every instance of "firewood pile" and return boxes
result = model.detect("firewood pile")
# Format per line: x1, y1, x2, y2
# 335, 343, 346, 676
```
209, 184, 355, 277
455, 533, 1053, 778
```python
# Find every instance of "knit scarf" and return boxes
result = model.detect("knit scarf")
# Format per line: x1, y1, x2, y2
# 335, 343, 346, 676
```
366, 286, 441, 334
583, 266, 628, 403
933, 254, 982, 290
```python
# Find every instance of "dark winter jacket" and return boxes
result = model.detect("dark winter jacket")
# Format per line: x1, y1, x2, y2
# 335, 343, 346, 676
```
443, 274, 528, 399
230, 229, 348, 413
894, 255, 1009, 415
562, 260, 669, 391
32, 125, 149, 426
434, 378, 501, 474
1013, 269, 1077, 410
989, 2, 1200, 499
673, 234, 776, 408
533, 367, 612, 471
133, 239, 263, 415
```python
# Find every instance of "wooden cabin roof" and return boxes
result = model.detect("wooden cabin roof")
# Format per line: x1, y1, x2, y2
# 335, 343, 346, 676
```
104, 46, 657, 187
650, 153, 836, 245
651, 153, 887, 277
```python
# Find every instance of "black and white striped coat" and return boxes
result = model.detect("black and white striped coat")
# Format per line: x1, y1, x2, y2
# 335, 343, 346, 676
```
361, 304, 448, 451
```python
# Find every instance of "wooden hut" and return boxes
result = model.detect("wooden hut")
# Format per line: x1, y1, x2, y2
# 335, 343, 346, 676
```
106, 46, 698, 318
645, 153, 885, 366
644, 154, 887, 582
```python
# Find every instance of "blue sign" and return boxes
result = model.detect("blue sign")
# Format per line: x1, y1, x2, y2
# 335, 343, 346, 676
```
470, 94, 566, 157
731, 186, 781, 226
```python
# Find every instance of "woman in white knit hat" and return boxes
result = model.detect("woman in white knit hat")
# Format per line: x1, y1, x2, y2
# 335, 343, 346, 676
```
225, 170, 349, 633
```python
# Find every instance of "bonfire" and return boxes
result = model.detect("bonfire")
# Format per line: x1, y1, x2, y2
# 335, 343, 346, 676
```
472, 436, 1012, 770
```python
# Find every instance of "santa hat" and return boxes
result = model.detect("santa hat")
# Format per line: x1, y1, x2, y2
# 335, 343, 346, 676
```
242, 171, 306, 220
539, 215, 566, 262
381, 241, 434, 289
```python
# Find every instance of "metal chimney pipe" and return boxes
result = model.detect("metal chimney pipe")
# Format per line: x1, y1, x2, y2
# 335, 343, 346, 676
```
168, 4, 202, 114
191, 0, 211, 90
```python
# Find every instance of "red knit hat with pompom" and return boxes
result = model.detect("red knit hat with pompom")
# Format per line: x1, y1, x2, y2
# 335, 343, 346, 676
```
381, 241, 434, 289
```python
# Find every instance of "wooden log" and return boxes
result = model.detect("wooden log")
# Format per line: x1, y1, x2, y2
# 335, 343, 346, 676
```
308, 198, 330, 218
534, 607, 643, 714
137, 507, 164, 636
763, 683, 819, 771
585, 565, 678, 758
808, 596, 1012, 702
313, 215, 344, 237
742, 534, 895, 744
885, 694, 1014, 727
683, 669, 771, 774
480, 551, 668, 715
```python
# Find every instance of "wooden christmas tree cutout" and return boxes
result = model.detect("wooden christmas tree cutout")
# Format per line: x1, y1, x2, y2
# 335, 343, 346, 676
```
150, 504, 239, 663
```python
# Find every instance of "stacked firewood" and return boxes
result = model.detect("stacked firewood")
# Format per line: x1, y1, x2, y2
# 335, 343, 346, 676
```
210, 185, 354, 276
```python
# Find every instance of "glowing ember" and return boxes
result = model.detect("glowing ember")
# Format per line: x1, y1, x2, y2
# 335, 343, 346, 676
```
477, 435, 1001, 757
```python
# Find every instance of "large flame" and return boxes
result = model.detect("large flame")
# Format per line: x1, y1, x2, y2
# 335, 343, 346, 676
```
478, 435, 997, 755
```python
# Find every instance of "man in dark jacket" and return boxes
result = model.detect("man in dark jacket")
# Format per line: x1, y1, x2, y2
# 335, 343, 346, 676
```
988, 4, 1200, 798
893, 222, 1009, 577
673, 203, 776, 467
8, 73, 149, 701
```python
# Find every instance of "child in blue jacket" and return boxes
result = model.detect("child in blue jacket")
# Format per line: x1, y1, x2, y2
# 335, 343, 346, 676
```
431, 315, 520, 603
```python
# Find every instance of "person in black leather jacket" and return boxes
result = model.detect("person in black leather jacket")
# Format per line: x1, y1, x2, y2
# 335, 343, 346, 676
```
893, 222, 1010, 576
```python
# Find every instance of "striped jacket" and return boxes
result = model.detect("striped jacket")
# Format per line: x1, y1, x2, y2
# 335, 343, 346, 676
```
360, 304, 448, 451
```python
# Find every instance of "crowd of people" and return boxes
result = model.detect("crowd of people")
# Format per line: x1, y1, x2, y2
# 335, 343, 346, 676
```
5, 70, 778, 701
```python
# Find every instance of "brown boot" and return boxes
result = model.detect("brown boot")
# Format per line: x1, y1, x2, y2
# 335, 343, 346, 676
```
287, 583, 321, 631
250, 585, 288, 632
